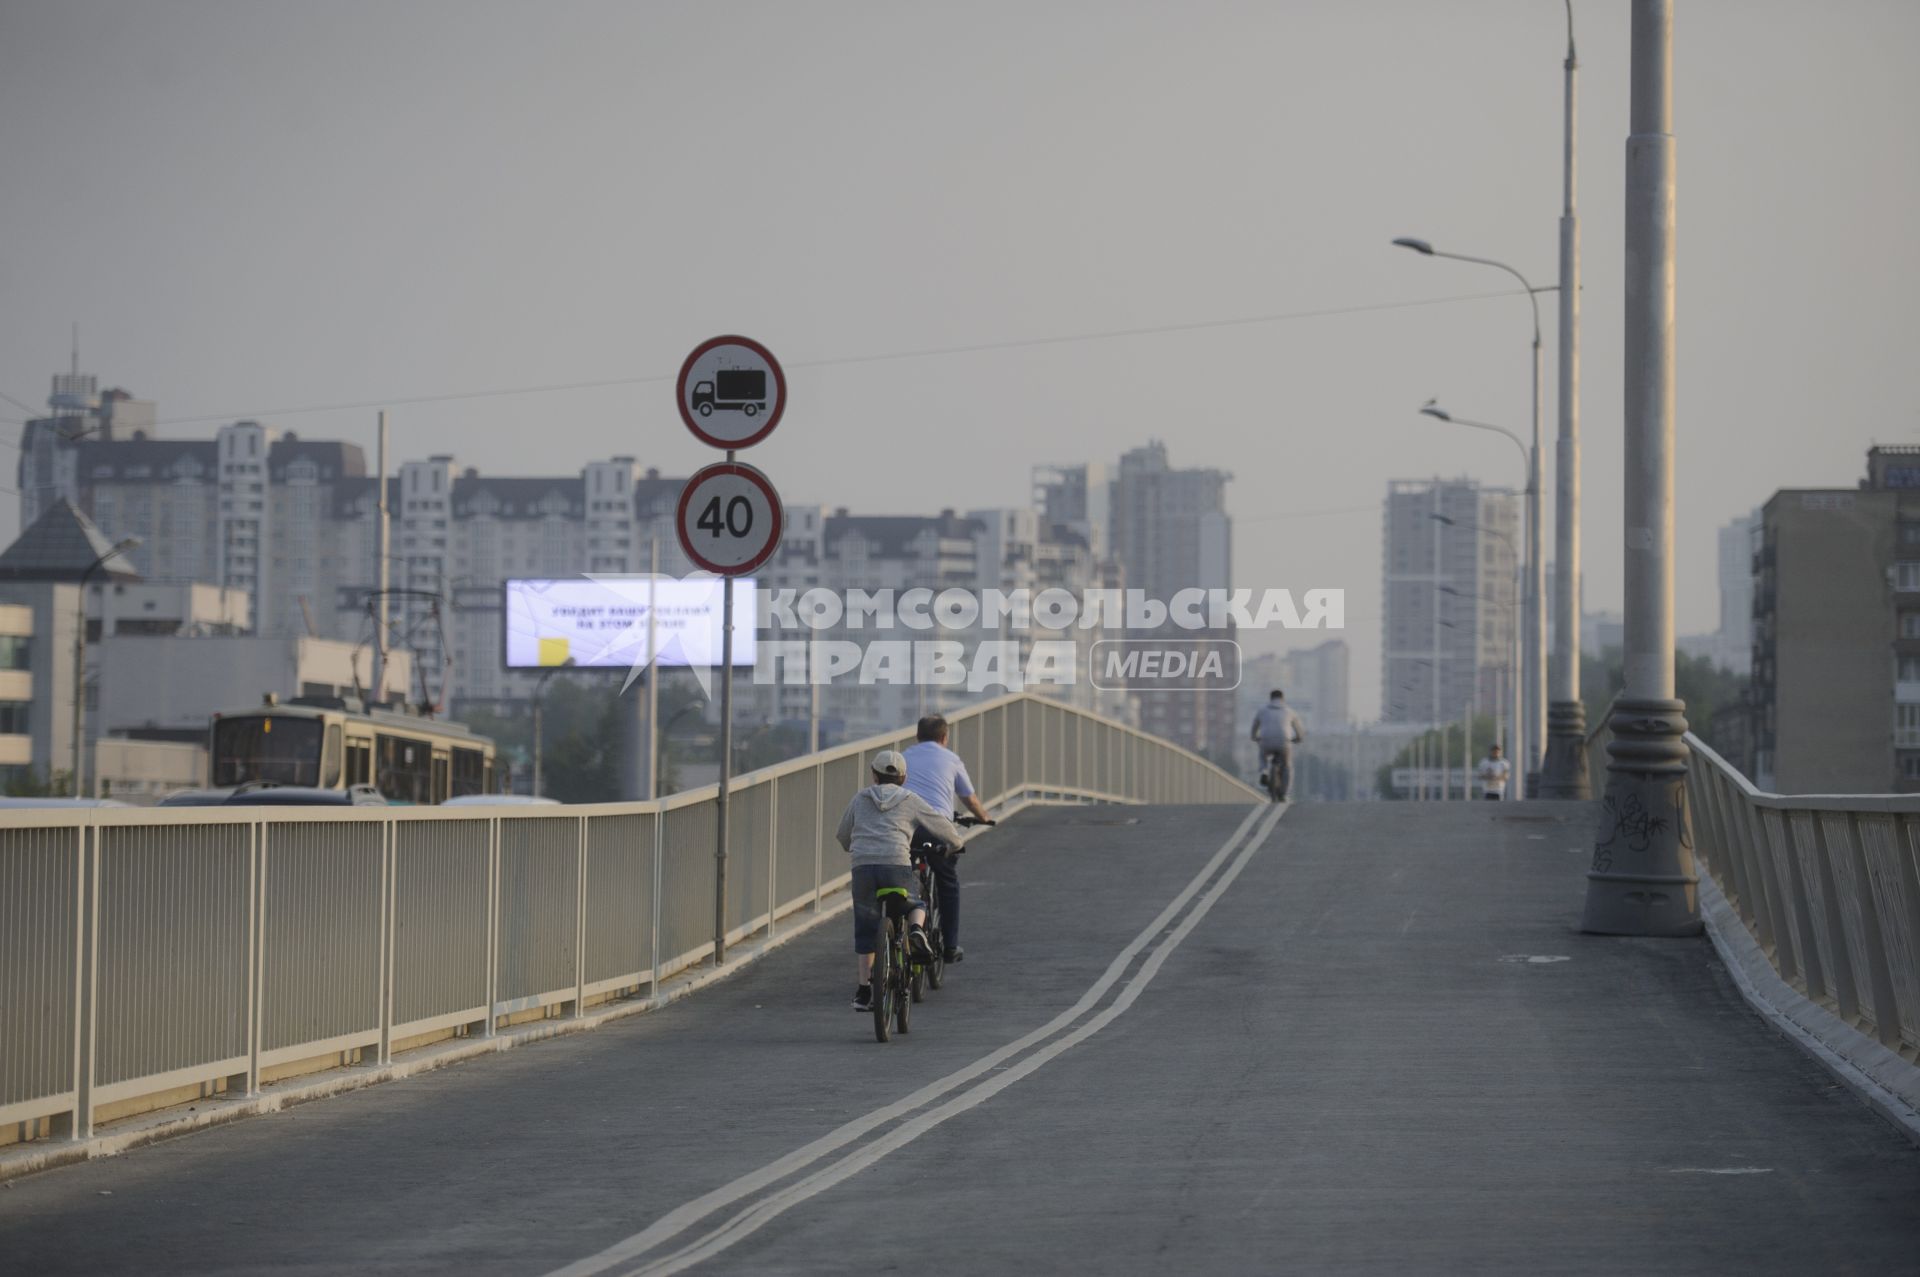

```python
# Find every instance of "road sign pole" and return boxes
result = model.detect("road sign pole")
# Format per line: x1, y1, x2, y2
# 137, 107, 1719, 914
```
714, 524, 735, 965
676, 338, 787, 967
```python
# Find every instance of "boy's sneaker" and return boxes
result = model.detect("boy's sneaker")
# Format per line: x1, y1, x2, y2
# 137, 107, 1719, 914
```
852, 983, 872, 1011
908, 926, 934, 961
943, 947, 964, 964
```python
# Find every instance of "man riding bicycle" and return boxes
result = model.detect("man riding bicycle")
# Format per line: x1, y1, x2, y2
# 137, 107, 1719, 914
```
836, 748, 964, 1012
1250, 689, 1305, 801
901, 714, 993, 963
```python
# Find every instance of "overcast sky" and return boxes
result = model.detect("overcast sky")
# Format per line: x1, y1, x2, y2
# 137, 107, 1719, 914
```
4, 0, 1916, 720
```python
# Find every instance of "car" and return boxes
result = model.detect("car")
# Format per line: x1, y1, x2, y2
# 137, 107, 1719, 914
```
221, 783, 388, 807
441, 794, 563, 807
157, 788, 236, 807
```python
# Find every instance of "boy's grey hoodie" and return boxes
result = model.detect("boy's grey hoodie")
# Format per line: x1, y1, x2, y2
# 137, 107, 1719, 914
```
835, 783, 964, 868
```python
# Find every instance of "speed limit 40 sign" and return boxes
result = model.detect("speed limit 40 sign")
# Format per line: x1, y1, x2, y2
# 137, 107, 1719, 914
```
676, 461, 784, 576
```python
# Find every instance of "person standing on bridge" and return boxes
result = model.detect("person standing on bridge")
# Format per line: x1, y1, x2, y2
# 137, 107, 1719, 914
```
1475, 743, 1511, 801
836, 748, 964, 1012
1250, 689, 1305, 801
901, 715, 994, 964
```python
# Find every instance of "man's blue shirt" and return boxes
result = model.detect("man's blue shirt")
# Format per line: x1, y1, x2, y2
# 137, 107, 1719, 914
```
900, 740, 974, 817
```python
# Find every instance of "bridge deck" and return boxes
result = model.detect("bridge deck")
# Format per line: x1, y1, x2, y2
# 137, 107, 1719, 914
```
3, 802, 1916, 1274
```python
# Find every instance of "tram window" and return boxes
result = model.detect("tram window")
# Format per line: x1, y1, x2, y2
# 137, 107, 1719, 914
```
346, 741, 372, 787
452, 747, 485, 798
375, 734, 431, 804
432, 755, 451, 804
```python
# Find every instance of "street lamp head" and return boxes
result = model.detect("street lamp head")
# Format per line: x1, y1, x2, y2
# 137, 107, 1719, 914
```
1418, 399, 1453, 423
1391, 237, 1435, 255
113, 536, 143, 554
1428, 512, 1457, 526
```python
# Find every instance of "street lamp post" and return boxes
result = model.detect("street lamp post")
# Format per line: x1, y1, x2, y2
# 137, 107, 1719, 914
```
1581, 0, 1699, 936
1394, 238, 1550, 792
530, 658, 574, 798
72, 536, 141, 797
1544, 0, 1590, 798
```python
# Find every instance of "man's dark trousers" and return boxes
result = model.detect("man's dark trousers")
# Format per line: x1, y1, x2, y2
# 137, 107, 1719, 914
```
926, 845, 961, 951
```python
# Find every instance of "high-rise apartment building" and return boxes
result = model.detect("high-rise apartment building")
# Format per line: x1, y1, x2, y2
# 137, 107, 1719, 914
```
1280, 637, 1351, 730
1752, 447, 1920, 792
1106, 442, 1235, 759
1381, 478, 1521, 729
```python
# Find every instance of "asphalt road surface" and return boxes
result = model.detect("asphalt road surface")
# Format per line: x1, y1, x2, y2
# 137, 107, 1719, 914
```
3, 801, 1917, 1275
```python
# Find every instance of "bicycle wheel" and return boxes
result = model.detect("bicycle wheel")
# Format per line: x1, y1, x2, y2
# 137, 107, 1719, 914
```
871, 921, 894, 1043
894, 944, 912, 1035
924, 877, 945, 991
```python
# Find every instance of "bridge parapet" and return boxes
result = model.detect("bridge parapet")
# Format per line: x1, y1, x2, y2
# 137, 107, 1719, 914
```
0, 693, 1260, 1147
1684, 734, 1920, 1066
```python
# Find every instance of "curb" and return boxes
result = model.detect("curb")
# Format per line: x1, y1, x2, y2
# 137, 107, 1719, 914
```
1699, 869, 1920, 1146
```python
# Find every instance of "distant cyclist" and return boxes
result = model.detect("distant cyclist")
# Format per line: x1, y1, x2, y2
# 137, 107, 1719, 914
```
901, 715, 994, 964
835, 748, 964, 1012
1475, 743, 1511, 801
1250, 689, 1305, 801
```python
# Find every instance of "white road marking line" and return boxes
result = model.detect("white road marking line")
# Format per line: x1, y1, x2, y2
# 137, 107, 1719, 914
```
620, 804, 1288, 1277
544, 803, 1277, 1277
1665, 1167, 1775, 1175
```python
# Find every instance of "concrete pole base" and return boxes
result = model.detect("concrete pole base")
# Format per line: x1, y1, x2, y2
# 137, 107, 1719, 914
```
1538, 700, 1592, 799
1579, 697, 1702, 937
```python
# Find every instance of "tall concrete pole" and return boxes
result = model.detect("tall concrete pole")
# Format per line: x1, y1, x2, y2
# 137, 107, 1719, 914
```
1526, 333, 1545, 794
373, 411, 391, 703
1542, 0, 1590, 798
1582, 0, 1699, 936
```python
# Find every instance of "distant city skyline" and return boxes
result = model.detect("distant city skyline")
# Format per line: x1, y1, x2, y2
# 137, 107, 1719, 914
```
5, 2, 1916, 722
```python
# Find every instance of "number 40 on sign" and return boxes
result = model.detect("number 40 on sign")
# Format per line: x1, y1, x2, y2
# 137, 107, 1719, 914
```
675, 461, 784, 577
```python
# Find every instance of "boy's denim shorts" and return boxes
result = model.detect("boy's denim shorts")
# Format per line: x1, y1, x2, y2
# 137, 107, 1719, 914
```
850, 863, 922, 955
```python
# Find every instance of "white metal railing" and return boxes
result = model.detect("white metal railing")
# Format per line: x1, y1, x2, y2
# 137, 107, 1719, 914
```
1, 692, 1260, 1143
1684, 733, 1920, 1063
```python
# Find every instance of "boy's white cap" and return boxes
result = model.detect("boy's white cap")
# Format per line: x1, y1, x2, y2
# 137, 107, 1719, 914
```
871, 749, 906, 780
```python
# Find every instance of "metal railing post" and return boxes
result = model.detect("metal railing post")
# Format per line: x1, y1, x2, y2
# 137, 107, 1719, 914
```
649, 809, 665, 1006
378, 819, 395, 1064
1842, 812, 1900, 1047
573, 816, 588, 1018
766, 782, 779, 940
71, 823, 98, 1141
813, 765, 825, 913
243, 822, 262, 1094
484, 817, 500, 1036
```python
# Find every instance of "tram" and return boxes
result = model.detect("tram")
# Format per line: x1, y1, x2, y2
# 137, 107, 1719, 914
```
209, 695, 497, 804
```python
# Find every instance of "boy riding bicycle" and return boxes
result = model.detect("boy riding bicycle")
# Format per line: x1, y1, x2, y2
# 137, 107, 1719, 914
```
836, 748, 965, 1012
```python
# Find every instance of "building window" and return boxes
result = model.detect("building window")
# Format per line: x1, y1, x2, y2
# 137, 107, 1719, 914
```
1899, 705, 1920, 749
0, 701, 29, 734
1903, 752, 1920, 781
1899, 563, 1920, 593
0, 635, 29, 671
1902, 656, 1920, 683
1902, 613, 1920, 640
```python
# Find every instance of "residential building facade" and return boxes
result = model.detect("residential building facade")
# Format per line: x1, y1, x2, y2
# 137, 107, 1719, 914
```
1753, 447, 1920, 792
1381, 478, 1521, 730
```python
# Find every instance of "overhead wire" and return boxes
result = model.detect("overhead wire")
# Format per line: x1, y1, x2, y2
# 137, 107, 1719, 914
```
0, 286, 1533, 432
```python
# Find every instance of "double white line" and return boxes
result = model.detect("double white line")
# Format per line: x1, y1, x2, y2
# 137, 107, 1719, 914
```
546, 801, 1288, 1277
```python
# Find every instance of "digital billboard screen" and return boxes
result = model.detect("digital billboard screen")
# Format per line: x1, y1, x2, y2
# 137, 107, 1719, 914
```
503, 577, 756, 669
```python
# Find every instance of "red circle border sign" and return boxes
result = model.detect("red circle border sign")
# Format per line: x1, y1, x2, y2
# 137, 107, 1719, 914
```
675, 460, 785, 576
675, 334, 787, 450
